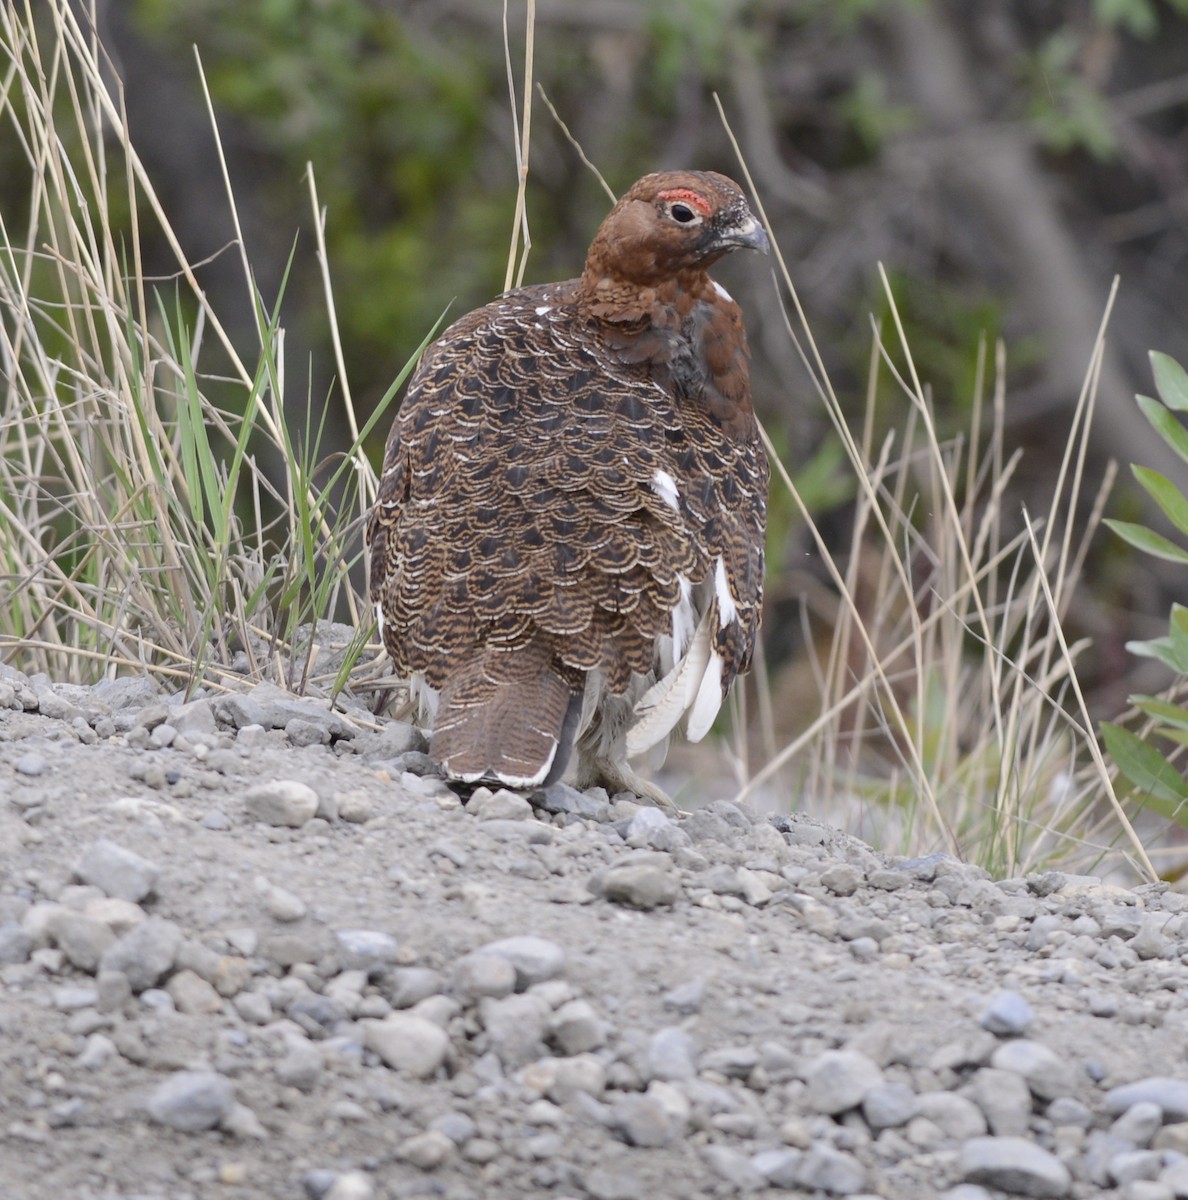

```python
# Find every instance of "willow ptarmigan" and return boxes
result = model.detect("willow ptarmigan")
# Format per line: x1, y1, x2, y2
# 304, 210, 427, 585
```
367, 169, 769, 806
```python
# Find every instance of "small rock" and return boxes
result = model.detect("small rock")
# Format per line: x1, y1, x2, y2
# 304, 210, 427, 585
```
73, 838, 161, 904
473, 935, 565, 989
820, 863, 863, 895
917, 1091, 988, 1138
600, 853, 681, 909
467, 788, 533, 821
0, 922, 33, 964
863, 1082, 919, 1130
662, 978, 706, 1014
276, 1041, 324, 1091
990, 1040, 1077, 1101
1106, 1078, 1188, 1123
258, 881, 307, 923
362, 1013, 449, 1078
549, 1054, 607, 1102
804, 1049, 884, 1114
244, 780, 319, 827
644, 1026, 698, 1082
1111, 1101, 1163, 1148
795, 1145, 867, 1195
46, 910, 115, 973
383, 966, 443, 1009
147, 1070, 235, 1132
549, 998, 607, 1055
452, 952, 516, 1002
751, 1148, 803, 1188
16, 751, 48, 776
611, 1092, 682, 1147
166, 969, 223, 1015
1108, 1151, 1163, 1187
582, 1164, 645, 1200
980, 990, 1035, 1037
702, 1144, 765, 1191
480, 993, 550, 1069
334, 929, 400, 975
221, 1101, 267, 1140
960, 1135, 1071, 1198
397, 1129, 454, 1170
323, 1171, 375, 1200
98, 916, 181, 993
969, 1067, 1033, 1137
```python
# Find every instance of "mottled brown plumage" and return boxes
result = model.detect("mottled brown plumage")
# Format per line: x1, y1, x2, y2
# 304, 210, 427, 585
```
367, 170, 769, 804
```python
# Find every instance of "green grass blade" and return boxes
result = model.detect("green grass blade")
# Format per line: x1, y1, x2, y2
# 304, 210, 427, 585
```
1102, 721, 1188, 817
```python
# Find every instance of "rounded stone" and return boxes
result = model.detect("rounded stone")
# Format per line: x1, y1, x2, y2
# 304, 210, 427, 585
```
473, 935, 565, 989
863, 1081, 919, 1130
1106, 1078, 1188, 1123
244, 780, 319, 827
98, 916, 182, 993
1110, 1100, 1163, 1148
989, 1040, 1077, 1101
795, 1145, 867, 1194
147, 1070, 235, 1132
960, 1135, 1071, 1198
549, 998, 607, 1055
804, 1049, 884, 1115
73, 838, 160, 903
397, 1129, 454, 1170
644, 1026, 698, 1082
980, 990, 1035, 1037
452, 952, 517, 1002
600, 855, 681, 909
362, 1013, 449, 1077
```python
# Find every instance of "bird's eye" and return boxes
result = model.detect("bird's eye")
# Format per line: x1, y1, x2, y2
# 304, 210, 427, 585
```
670, 202, 697, 224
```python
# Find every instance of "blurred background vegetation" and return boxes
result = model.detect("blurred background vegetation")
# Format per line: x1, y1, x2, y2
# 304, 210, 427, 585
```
81, 0, 1188, 721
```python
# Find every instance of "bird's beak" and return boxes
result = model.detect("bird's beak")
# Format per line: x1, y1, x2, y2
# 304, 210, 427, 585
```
717, 214, 770, 255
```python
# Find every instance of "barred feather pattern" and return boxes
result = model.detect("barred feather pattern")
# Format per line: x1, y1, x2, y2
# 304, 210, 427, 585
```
367, 170, 769, 795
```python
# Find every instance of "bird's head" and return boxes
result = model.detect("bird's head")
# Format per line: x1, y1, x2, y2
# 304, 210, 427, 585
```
582, 170, 769, 291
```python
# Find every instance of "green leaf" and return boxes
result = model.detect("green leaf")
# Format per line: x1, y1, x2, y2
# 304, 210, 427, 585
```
1132, 466, 1188, 537
1132, 695, 1188, 731
1152, 351, 1188, 412
1137, 394, 1188, 464
1102, 722, 1188, 823
1126, 636, 1188, 674
1104, 518, 1188, 564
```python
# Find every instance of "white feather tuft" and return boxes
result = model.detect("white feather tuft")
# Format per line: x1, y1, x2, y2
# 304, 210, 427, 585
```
374, 601, 384, 636
626, 611, 711, 758
684, 649, 724, 743
712, 280, 734, 303
650, 468, 681, 513
714, 556, 738, 628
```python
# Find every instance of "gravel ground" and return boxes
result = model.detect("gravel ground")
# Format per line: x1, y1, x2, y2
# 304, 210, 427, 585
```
3, 657, 1188, 1200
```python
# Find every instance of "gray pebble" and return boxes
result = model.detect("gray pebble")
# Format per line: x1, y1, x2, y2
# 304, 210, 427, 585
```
960, 1135, 1071, 1198
862, 1081, 919, 1129
917, 1091, 988, 1139
479, 992, 549, 1069
611, 1092, 682, 1147
16, 751, 48, 776
361, 1013, 449, 1077
751, 1148, 803, 1187
625, 806, 672, 841
702, 1144, 766, 1190
0, 922, 33, 964
1109, 1151, 1163, 1186
146, 1069, 235, 1132
548, 1053, 607, 1102
535, 782, 610, 822
276, 1041, 324, 1091
582, 1164, 645, 1200
968, 1067, 1033, 1136
452, 951, 516, 1002
549, 998, 607, 1054
795, 1144, 868, 1195
990, 1039, 1077, 1101
473, 934, 565, 989
1111, 1100, 1164, 1147
600, 854, 681, 909
244, 779, 319, 827
46, 909, 115, 973
98, 916, 181, 993
1107, 1078, 1188, 1122
662, 978, 705, 1014
428, 1111, 477, 1144
323, 1171, 375, 1200
805, 1049, 884, 1114
383, 966, 443, 1009
980, 990, 1035, 1037
644, 1026, 698, 1082
467, 788, 533, 821
820, 863, 863, 895
166, 969, 222, 1014
1131, 915, 1172, 960
1126, 1182, 1175, 1200
334, 929, 400, 975
396, 1129, 454, 1170
1047, 1096, 1094, 1128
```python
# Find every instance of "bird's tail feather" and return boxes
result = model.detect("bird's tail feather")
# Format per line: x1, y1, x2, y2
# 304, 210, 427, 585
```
430, 640, 577, 789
